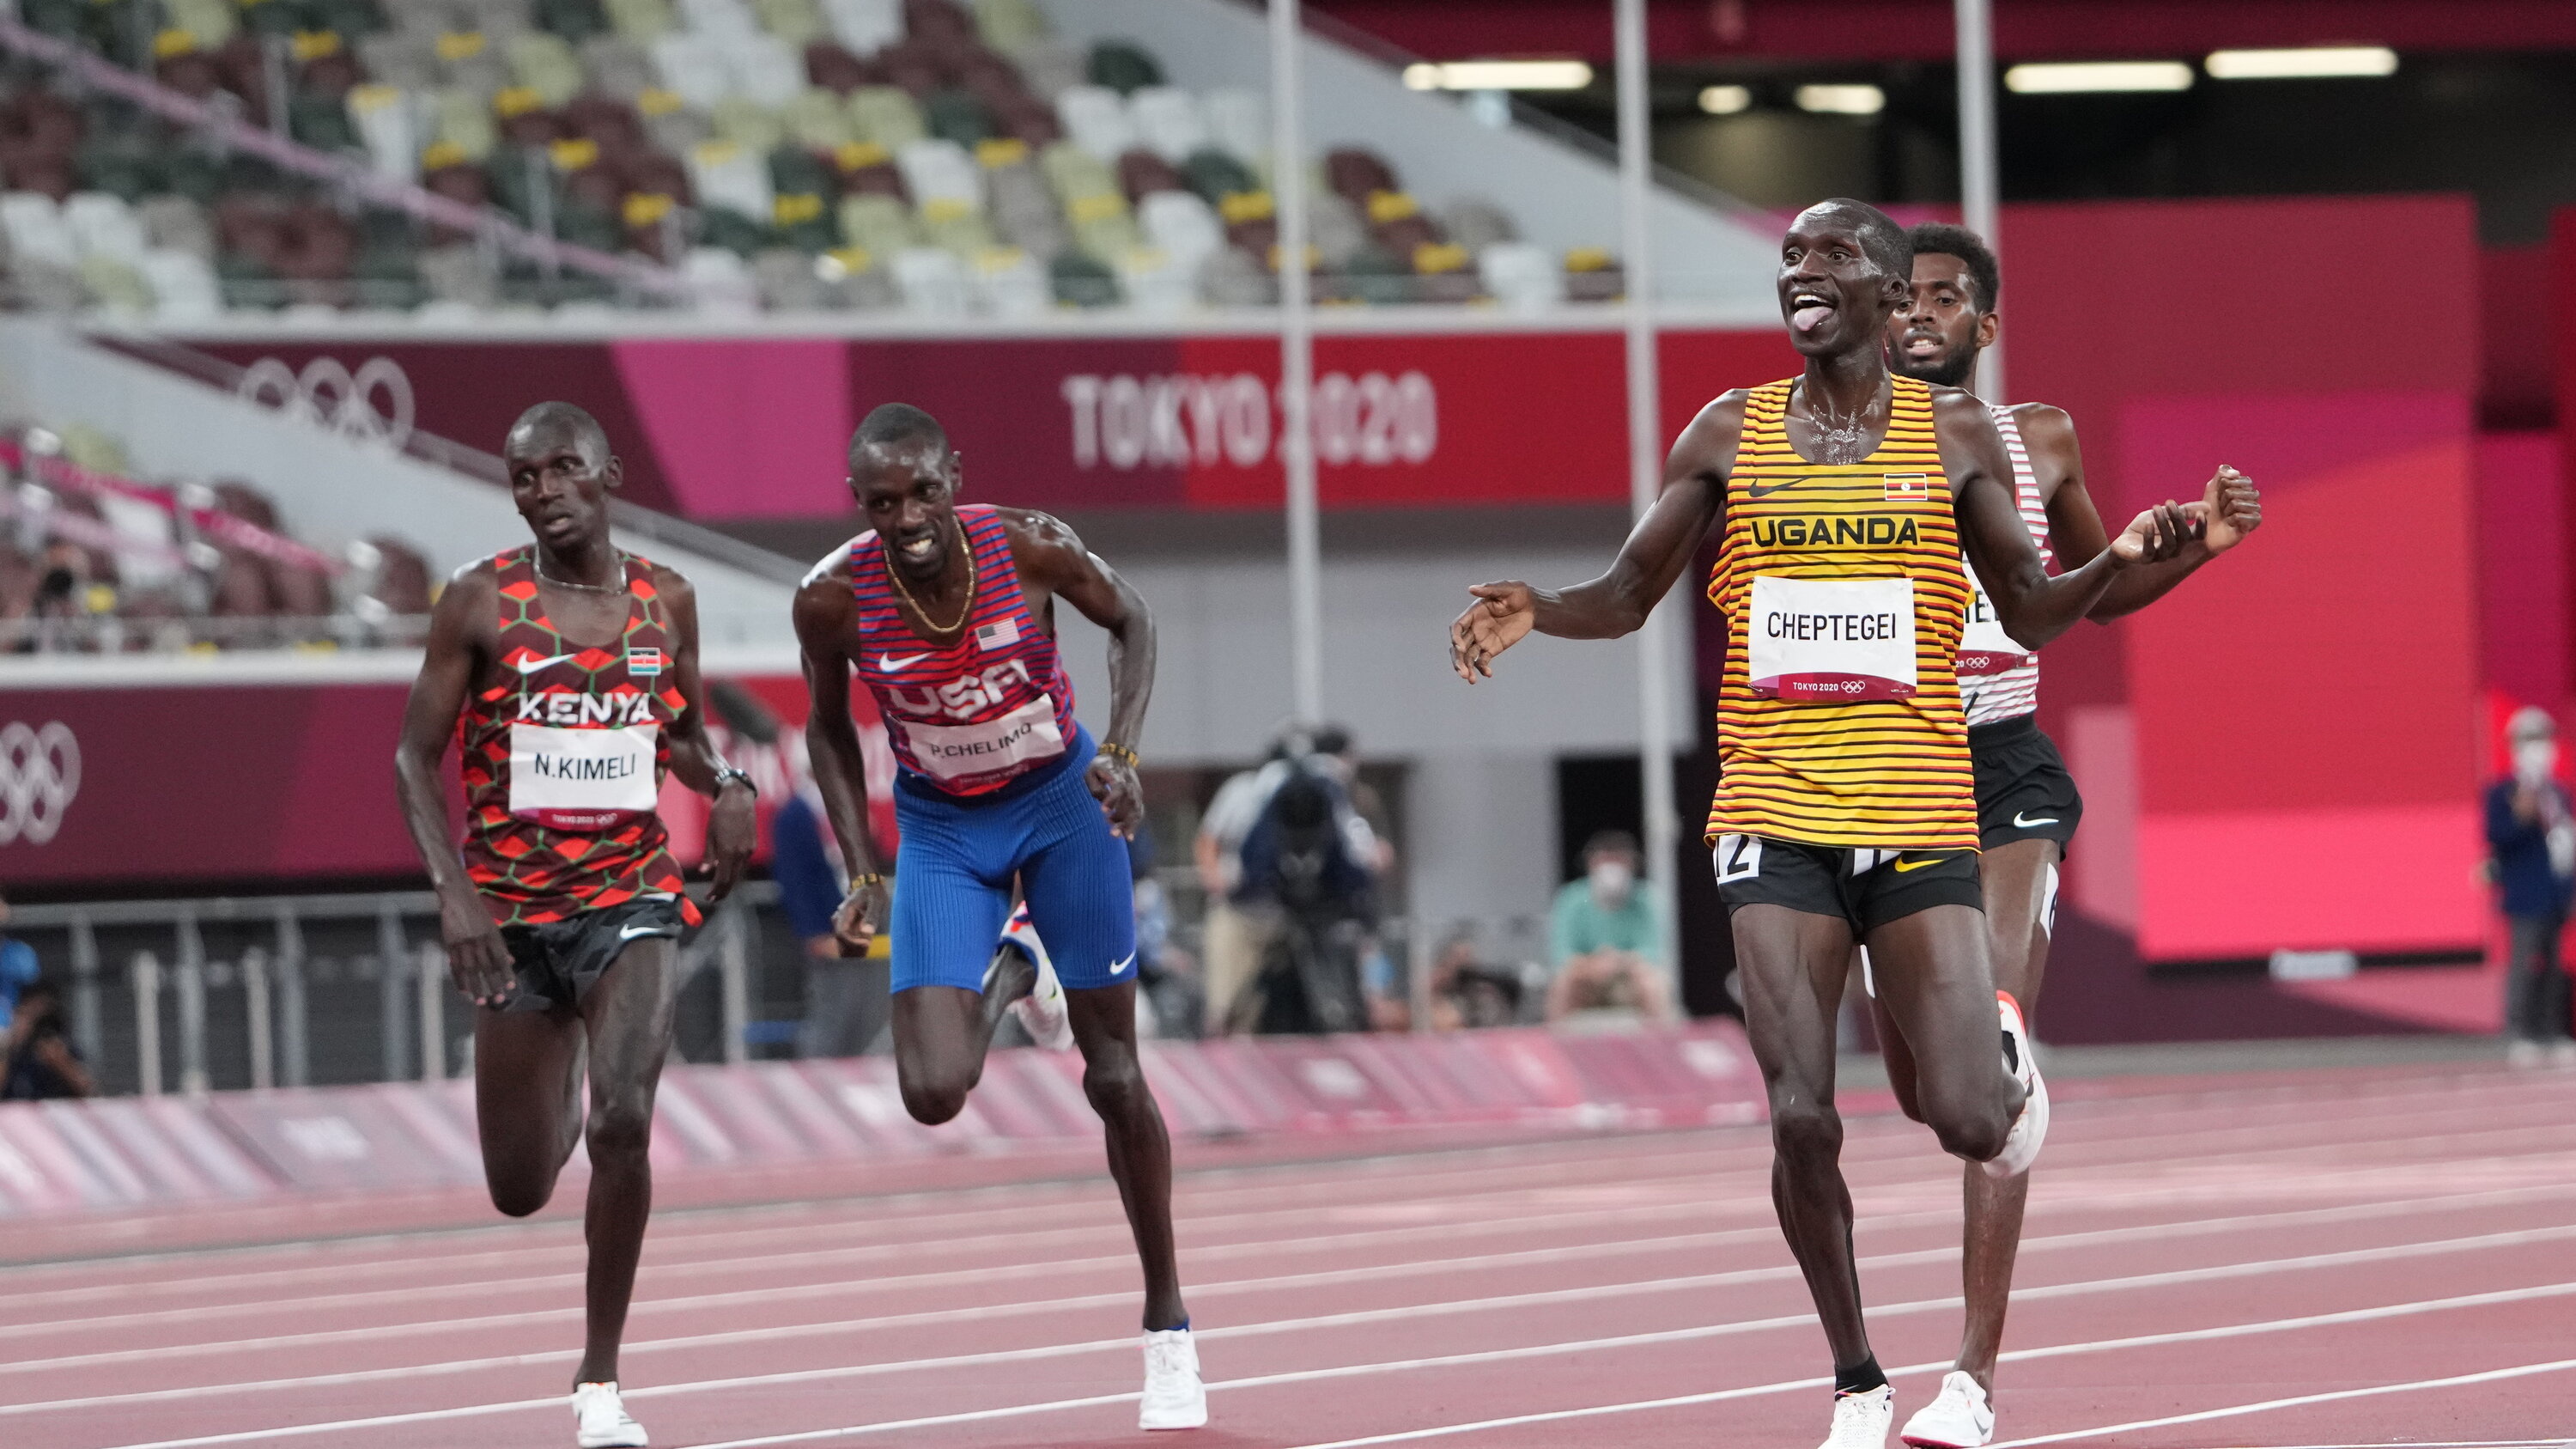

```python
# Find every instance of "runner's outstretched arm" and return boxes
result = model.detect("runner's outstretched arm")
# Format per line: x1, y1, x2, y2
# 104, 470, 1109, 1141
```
2005, 407, 2265, 620
392, 565, 515, 1007
1942, 391, 2190, 651
1005, 510, 1154, 839
1449, 392, 1748, 680
792, 567, 891, 956
652, 569, 756, 901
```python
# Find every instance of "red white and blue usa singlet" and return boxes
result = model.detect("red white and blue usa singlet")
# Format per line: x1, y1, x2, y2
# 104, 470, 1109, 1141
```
848, 505, 1077, 797
459, 547, 690, 926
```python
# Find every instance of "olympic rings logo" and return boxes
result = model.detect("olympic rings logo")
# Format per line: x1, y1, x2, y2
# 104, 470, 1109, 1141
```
0, 721, 79, 847
235, 356, 416, 449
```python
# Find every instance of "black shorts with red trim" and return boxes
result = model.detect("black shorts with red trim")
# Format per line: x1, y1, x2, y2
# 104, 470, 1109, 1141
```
495, 895, 687, 1014
1711, 834, 1984, 935
1971, 714, 2083, 854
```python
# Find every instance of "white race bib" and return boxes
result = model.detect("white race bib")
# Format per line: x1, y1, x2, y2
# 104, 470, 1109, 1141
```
902, 695, 1066, 783
509, 722, 659, 828
1955, 579, 2032, 677
1746, 575, 1917, 701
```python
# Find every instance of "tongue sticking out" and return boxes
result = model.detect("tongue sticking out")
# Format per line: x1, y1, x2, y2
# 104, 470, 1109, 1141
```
1791, 302, 1833, 333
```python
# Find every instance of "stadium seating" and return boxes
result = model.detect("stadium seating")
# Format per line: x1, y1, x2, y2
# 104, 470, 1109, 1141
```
0, 421, 426, 651
0, 0, 1600, 316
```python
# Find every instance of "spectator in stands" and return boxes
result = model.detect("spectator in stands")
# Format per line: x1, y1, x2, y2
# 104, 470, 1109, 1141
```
1545, 831, 1674, 1026
2488, 706, 2576, 1067
2, 981, 90, 1100
0, 892, 38, 1032
1130, 825, 1206, 1038
1427, 926, 1522, 1031
28, 544, 90, 653
778, 774, 889, 1058
1235, 734, 1384, 1033
1194, 732, 1297, 1032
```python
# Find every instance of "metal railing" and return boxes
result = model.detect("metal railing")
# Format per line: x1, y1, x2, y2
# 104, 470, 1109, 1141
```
0, 612, 430, 654
8, 885, 773, 1095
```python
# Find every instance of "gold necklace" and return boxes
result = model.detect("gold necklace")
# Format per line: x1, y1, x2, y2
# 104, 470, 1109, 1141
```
882, 519, 975, 636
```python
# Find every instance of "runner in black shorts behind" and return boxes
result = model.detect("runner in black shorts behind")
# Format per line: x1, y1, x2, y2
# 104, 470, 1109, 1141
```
1874, 225, 2266, 1448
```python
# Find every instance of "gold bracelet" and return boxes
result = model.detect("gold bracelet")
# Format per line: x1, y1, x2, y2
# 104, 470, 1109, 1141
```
1097, 740, 1140, 770
848, 873, 883, 892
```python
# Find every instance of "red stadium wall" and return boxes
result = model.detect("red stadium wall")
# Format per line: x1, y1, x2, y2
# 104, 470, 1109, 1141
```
173, 331, 1795, 518
0, 675, 890, 892
2002, 194, 2489, 1038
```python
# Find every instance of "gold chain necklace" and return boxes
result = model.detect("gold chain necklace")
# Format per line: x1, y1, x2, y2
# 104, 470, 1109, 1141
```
882, 519, 976, 636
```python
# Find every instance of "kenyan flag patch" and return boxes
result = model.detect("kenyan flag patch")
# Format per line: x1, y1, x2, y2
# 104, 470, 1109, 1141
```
626, 648, 665, 677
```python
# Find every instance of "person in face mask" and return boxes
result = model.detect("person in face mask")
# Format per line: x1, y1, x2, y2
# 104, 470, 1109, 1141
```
1545, 831, 1674, 1025
2486, 707, 2576, 1068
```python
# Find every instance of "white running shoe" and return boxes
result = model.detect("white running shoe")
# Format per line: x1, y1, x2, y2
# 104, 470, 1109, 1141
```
571, 1381, 647, 1449
1139, 1326, 1207, 1429
1982, 993, 2050, 1180
997, 905, 1074, 1051
1900, 1371, 1996, 1447
1820, 1385, 1893, 1449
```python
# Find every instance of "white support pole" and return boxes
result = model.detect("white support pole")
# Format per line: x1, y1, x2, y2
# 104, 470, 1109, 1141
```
1272, 0, 1322, 726
720, 901, 751, 1066
1954, 0, 2003, 399
131, 951, 163, 1098
1615, 0, 1680, 973
416, 942, 447, 1081
243, 945, 274, 1091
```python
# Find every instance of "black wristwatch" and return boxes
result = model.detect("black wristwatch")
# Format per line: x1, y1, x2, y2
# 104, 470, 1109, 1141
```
712, 765, 756, 797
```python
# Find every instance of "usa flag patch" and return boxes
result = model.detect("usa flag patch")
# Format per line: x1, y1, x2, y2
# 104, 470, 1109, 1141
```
975, 618, 1020, 651
626, 648, 664, 677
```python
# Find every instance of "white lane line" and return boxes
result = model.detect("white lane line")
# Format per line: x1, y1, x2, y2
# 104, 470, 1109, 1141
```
19, 1111, 2572, 1350
692, 1282, 2576, 1449
0, 1131, 1769, 1301
1986, 1358, 2576, 1446
65, 1225, 2576, 1443
14, 1165, 2576, 1399
7, 1064, 2546, 1299
6, 1080, 2556, 1318
1256, 1287, 2576, 1449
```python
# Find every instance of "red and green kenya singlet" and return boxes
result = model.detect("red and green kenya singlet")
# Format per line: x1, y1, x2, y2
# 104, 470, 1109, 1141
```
459, 547, 692, 927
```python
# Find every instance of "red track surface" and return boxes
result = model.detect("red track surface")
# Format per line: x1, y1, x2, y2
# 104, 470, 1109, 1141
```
4, 1060, 2573, 1449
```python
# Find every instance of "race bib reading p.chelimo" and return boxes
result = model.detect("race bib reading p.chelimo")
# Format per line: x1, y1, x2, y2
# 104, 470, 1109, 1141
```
508, 721, 659, 828
1747, 575, 1917, 701
901, 695, 1066, 782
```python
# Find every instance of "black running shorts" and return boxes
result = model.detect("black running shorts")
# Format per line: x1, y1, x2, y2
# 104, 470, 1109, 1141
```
1971, 715, 2083, 854
496, 896, 686, 1014
1711, 834, 1984, 935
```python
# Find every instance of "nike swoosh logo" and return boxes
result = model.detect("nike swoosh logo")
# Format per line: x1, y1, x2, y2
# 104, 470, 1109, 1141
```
877, 652, 933, 672
513, 652, 577, 673
1111, 952, 1138, 974
617, 922, 672, 941
2012, 812, 2060, 828
1893, 855, 1941, 873
1744, 476, 1811, 499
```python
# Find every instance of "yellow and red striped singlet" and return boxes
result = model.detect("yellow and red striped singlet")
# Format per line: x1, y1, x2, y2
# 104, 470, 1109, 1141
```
1703, 374, 1979, 852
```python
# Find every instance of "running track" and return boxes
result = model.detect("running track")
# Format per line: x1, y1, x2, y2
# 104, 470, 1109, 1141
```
4, 1060, 2573, 1449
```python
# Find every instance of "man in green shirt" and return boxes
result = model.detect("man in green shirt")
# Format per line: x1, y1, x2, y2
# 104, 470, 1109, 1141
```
1546, 831, 1674, 1023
